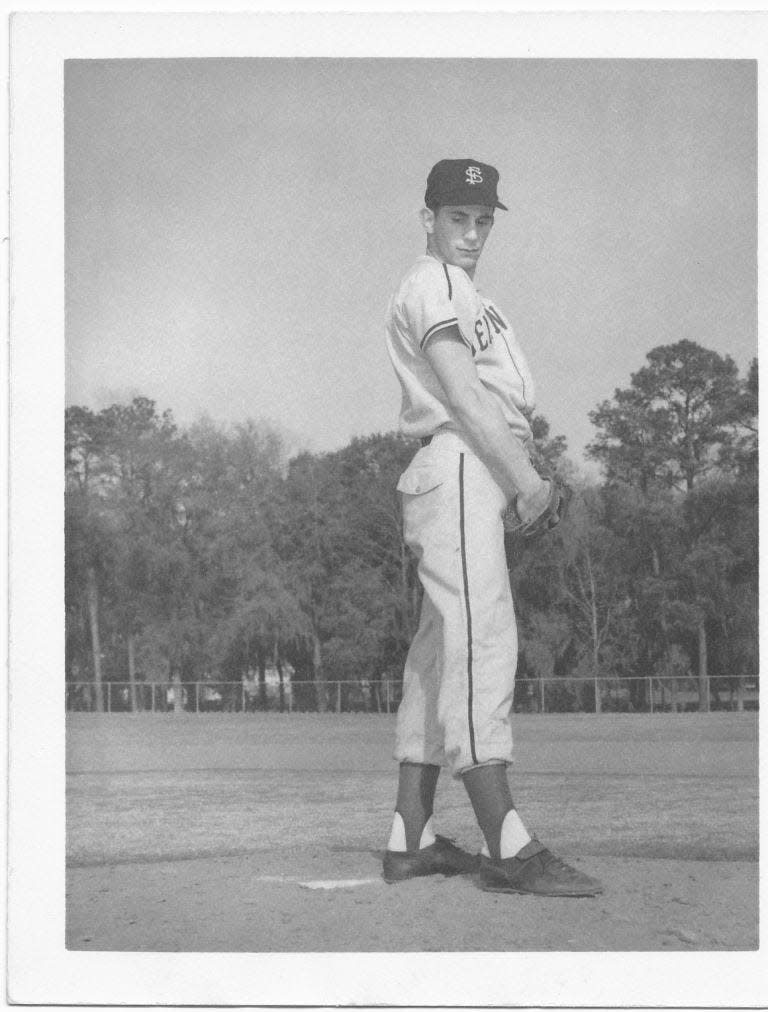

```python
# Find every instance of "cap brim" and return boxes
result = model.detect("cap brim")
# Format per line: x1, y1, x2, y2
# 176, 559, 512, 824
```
495, 200, 508, 211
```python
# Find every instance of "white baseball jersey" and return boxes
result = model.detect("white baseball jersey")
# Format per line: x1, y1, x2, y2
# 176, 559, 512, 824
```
385, 255, 535, 443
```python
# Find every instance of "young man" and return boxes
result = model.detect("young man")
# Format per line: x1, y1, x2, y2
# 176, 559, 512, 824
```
383, 158, 602, 897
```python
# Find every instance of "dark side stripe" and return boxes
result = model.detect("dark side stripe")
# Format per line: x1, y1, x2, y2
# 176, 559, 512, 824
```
499, 331, 528, 407
442, 263, 453, 300
420, 317, 458, 349
458, 453, 478, 764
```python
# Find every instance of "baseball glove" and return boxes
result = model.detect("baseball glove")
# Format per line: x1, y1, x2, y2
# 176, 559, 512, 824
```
503, 476, 572, 542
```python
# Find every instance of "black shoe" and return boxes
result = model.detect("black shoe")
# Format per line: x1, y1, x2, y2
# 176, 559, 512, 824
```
383, 835, 479, 883
479, 839, 603, 897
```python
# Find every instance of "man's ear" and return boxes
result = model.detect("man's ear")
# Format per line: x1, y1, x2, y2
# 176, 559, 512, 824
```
420, 206, 436, 235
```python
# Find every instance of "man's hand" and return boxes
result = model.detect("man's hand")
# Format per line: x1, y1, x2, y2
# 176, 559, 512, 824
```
503, 476, 572, 541
514, 477, 552, 524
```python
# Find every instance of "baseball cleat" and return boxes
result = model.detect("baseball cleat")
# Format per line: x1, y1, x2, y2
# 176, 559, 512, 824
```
479, 839, 603, 897
382, 834, 479, 883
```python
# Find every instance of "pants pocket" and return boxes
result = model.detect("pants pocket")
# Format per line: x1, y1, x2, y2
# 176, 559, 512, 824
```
396, 464, 444, 497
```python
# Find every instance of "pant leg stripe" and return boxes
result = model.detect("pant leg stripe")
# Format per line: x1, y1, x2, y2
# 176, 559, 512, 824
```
458, 453, 478, 765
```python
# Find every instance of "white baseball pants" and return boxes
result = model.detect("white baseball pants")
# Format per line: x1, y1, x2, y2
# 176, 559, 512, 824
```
394, 429, 517, 778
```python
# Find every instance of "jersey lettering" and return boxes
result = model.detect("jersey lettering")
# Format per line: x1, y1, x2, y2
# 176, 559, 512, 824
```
474, 310, 502, 353
484, 304, 508, 334
484, 316, 493, 347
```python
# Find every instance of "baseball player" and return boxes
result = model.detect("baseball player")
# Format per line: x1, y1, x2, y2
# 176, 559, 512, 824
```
382, 158, 602, 896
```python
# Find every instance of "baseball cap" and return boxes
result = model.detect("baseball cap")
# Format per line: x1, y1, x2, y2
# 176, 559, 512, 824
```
424, 158, 508, 211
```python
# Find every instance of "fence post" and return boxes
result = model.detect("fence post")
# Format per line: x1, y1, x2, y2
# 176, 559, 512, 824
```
336, 681, 341, 713
385, 680, 391, 713
106, 682, 111, 714
540, 678, 545, 714
195, 682, 200, 714
648, 677, 653, 714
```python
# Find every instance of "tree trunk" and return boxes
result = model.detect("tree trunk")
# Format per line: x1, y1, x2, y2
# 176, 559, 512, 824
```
589, 566, 601, 715
372, 675, 382, 713
312, 630, 328, 713
127, 632, 138, 712
652, 544, 678, 713
651, 545, 661, 578
698, 618, 709, 712
171, 671, 183, 713
590, 603, 603, 716
275, 645, 285, 713
257, 657, 267, 709
85, 566, 104, 712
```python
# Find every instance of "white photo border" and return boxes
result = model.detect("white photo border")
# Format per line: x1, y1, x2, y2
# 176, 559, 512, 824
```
8, 9, 766, 1007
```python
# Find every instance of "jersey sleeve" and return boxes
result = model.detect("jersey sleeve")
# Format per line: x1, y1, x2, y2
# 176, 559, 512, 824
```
401, 261, 477, 353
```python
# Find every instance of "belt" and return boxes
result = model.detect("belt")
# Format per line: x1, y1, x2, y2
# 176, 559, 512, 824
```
420, 435, 433, 447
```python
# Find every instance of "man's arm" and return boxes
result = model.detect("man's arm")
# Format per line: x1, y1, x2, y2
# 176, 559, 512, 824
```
424, 327, 549, 519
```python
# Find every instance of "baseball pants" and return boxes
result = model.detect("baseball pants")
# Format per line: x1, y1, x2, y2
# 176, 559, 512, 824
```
394, 429, 517, 778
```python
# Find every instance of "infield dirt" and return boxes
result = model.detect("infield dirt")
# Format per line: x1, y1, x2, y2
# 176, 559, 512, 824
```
66, 711, 758, 952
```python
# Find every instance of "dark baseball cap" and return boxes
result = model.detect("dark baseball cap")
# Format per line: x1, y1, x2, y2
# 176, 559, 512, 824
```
424, 158, 508, 211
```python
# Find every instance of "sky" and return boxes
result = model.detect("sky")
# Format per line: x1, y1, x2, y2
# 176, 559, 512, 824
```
65, 58, 756, 469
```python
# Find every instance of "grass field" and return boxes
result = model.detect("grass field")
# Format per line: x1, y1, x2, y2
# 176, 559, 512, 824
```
66, 711, 758, 952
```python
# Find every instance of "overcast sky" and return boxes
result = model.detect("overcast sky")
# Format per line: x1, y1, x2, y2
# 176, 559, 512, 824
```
65, 58, 756, 468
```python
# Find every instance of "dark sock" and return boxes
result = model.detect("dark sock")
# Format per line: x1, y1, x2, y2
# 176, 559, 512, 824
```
462, 763, 514, 859
394, 762, 441, 851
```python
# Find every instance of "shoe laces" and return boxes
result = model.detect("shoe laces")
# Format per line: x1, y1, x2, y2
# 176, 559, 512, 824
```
540, 850, 584, 880
434, 834, 461, 850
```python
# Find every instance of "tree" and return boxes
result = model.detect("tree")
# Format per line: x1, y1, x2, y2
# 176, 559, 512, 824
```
66, 405, 124, 710
214, 563, 311, 709
680, 474, 758, 710
599, 480, 698, 710
65, 477, 118, 711
587, 342, 756, 712
176, 416, 292, 708
269, 432, 417, 711
66, 398, 192, 709
556, 487, 630, 713
528, 413, 568, 475
589, 340, 745, 491
97, 398, 191, 706
719, 357, 758, 478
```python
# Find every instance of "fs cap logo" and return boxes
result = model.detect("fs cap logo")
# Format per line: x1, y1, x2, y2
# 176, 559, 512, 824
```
425, 159, 508, 211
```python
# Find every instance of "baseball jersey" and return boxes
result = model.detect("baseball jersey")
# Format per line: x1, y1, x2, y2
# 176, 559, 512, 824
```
386, 255, 535, 443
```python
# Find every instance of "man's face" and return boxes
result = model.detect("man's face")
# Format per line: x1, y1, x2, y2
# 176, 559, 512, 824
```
424, 204, 495, 276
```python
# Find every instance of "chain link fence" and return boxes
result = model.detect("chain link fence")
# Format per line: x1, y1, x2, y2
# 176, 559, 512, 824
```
65, 675, 758, 715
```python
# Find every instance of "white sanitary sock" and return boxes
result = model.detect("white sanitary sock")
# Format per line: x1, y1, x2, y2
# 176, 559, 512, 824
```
480, 809, 532, 859
387, 812, 437, 851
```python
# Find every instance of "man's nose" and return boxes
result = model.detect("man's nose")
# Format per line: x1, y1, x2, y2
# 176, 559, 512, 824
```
464, 224, 478, 242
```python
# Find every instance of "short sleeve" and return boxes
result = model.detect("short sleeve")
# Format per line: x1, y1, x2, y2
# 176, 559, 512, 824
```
401, 261, 477, 353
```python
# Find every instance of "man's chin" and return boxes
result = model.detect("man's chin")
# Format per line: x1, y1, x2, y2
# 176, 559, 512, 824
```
458, 252, 480, 267
446, 254, 479, 272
